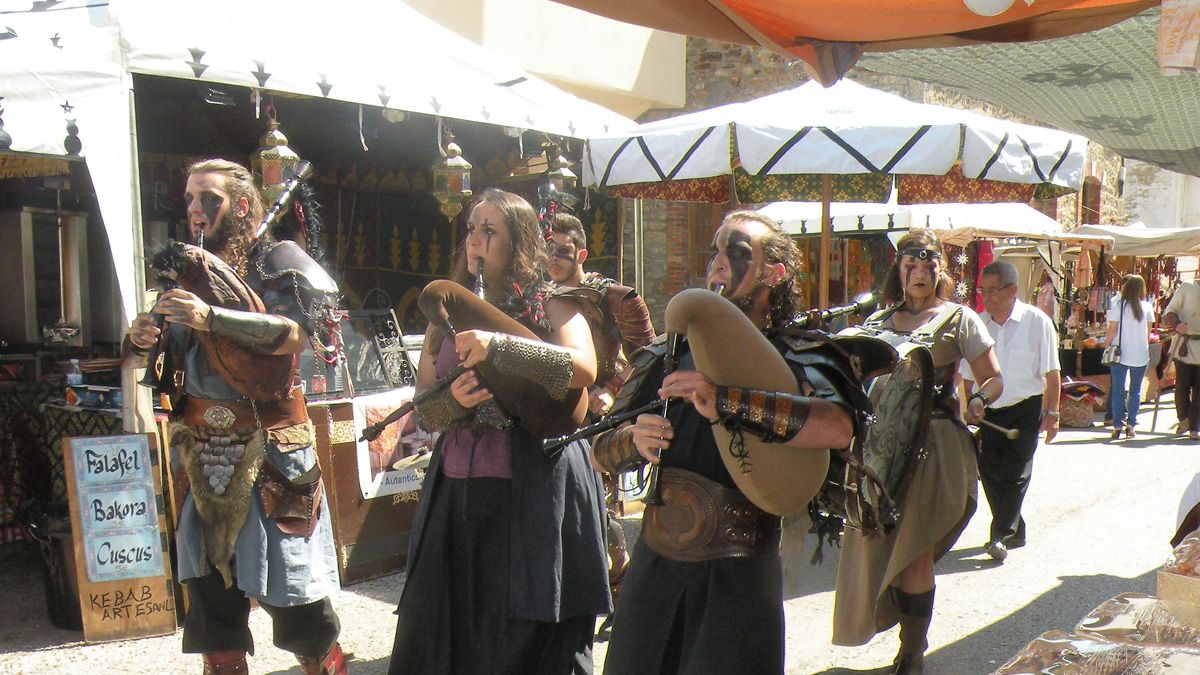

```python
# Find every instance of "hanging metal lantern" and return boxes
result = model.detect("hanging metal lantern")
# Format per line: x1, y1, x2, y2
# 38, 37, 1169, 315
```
545, 143, 577, 193
432, 132, 473, 219
251, 112, 301, 205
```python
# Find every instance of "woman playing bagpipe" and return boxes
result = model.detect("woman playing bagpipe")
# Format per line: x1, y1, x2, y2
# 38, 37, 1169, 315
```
832, 229, 1003, 674
591, 211, 863, 675
387, 189, 610, 674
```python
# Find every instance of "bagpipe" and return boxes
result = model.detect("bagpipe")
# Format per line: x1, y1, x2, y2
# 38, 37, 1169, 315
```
360, 278, 589, 444
140, 242, 294, 401
139, 161, 317, 402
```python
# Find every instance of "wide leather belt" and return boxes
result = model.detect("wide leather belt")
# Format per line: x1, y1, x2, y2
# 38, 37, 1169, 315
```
641, 468, 782, 562
183, 389, 309, 432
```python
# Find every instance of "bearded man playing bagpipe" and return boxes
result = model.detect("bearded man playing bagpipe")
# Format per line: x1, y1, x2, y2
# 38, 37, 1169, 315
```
591, 210, 867, 674
123, 159, 347, 675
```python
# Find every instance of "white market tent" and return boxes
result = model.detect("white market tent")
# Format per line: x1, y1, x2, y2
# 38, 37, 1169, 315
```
0, 0, 633, 325
757, 200, 1098, 242
583, 79, 1086, 191
583, 78, 1087, 306
1071, 222, 1200, 256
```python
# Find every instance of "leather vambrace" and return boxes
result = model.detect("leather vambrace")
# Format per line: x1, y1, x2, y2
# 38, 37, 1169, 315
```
487, 334, 574, 400
207, 306, 295, 354
714, 386, 812, 443
592, 426, 646, 474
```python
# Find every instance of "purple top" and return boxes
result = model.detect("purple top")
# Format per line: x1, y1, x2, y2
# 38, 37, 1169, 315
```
435, 339, 512, 479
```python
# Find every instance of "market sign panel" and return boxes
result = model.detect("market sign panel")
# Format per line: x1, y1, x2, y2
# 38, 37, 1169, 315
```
63, 434, 177, 642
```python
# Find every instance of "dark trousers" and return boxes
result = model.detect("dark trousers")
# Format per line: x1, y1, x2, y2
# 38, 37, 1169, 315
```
979, 395, 1042, 544
181, 568, 340, 657
1177, 360, 1200, 432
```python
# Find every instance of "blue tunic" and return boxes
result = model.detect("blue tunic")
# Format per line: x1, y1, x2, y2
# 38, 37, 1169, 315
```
173, 337, 339, 607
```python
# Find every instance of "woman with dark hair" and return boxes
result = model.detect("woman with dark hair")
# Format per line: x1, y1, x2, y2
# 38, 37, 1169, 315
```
388, 188, 610, 674
1105, 274, 1154, 440
834, 229, 1003, 674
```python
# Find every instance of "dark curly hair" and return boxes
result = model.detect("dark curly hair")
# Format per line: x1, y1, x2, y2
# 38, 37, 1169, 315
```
881, 229, 956, 305
721, 210, 806, 329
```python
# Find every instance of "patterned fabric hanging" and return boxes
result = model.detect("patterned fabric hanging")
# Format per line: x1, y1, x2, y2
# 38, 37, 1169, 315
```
603, 176, 729, 203
733, 167, 892, 204
898, 164, 1036, 204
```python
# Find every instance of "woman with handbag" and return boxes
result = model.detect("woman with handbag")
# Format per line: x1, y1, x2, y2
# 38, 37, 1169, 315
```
1105, 274, 1154, 440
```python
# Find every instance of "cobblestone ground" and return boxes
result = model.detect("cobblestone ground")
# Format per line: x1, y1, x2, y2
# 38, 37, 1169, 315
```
2, 393, 1193, 674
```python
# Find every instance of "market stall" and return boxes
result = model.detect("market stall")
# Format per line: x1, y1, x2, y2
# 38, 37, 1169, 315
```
0, 0, 634, 610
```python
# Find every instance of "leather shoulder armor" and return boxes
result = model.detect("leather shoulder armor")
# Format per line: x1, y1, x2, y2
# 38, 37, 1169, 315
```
247, 241, 341, 336
607, 333, 678, 418
249, 241, 338, 295
778, 330, 873, 414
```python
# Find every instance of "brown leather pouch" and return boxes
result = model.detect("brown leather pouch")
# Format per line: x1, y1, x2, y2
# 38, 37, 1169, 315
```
258, 460, 323, 538
641, 468, 781, 562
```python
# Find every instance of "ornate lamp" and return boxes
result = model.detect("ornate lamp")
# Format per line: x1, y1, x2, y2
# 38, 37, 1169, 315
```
251, 111, 301, 204
432, 132, 473, 219
545, 143, 577, 193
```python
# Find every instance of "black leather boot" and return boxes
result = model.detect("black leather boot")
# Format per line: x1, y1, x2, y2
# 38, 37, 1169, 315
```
891, 587, 935, 675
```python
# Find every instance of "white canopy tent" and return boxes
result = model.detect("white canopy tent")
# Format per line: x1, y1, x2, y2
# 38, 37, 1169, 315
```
757, 201, 1094, 242
583, 79, 1086, 191
1071, 222, 1200, 257
0, 0, 633, 326
583, 78, 1087, 305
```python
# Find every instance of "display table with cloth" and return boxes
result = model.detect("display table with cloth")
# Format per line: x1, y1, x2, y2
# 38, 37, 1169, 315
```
1060, 343, 1166, 409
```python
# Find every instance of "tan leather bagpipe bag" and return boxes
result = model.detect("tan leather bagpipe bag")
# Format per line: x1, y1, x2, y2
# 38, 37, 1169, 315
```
665, 289, 829, 517
418, 279, 588, 438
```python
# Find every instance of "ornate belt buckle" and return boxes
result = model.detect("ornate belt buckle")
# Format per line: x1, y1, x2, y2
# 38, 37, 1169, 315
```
202, 405, 237, 430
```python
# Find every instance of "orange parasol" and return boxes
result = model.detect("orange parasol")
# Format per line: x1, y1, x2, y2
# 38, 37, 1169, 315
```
554, 0, 1155, 84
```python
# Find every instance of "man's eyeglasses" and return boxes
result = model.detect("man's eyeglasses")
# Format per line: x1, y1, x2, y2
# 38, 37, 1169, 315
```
979, 284, 1014, 296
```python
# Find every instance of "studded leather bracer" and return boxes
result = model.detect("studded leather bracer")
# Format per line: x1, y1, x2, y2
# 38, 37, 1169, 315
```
714, 386, 812, 443
487, 334, 574, 400
592, 426, 646, 474
207, 306, 295, 354
414, 385, 472, 432
413, 386, 512, 432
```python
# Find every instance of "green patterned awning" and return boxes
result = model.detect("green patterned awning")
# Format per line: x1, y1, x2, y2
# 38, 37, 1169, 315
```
858, 8, 1200, 177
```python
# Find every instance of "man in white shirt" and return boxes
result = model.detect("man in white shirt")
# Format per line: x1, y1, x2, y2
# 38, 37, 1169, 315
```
964, 261, 1061, 563
1165, 281, 1200, 440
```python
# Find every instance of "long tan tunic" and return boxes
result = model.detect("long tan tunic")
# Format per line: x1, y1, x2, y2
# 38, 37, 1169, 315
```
833, 302, 994, 646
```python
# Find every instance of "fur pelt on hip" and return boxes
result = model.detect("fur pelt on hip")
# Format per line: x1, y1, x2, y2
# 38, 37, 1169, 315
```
171, 423, 266, 588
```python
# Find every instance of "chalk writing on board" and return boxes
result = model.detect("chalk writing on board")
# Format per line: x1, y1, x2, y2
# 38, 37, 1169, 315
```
69, 435, 164, 583
87, 584, 175, 622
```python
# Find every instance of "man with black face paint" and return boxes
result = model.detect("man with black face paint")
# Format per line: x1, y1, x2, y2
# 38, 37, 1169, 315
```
124, 159, 347, 675
546, 214, 656, 640
592, 210, 864, 674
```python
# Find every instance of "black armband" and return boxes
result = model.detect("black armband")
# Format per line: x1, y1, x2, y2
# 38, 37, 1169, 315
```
714, 386, 812, 443
592, 426, 645, 474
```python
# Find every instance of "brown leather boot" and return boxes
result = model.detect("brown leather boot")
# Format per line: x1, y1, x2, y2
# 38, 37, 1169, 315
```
891, 587, 935, 675
296, 642, 349, 675
202, 651, 248, 675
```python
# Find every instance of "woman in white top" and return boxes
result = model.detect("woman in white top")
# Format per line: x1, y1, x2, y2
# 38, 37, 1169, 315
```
1106, 274, 1154, 439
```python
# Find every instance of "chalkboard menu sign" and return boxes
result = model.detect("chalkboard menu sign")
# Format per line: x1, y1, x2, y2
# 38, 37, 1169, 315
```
63, 433, 177, 642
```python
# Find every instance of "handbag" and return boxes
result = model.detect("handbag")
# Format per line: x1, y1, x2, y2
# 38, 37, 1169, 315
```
1101, 300, 1124, 366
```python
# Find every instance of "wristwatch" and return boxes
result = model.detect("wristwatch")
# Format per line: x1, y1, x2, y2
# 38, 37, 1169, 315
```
1044, 410, 1060, 422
